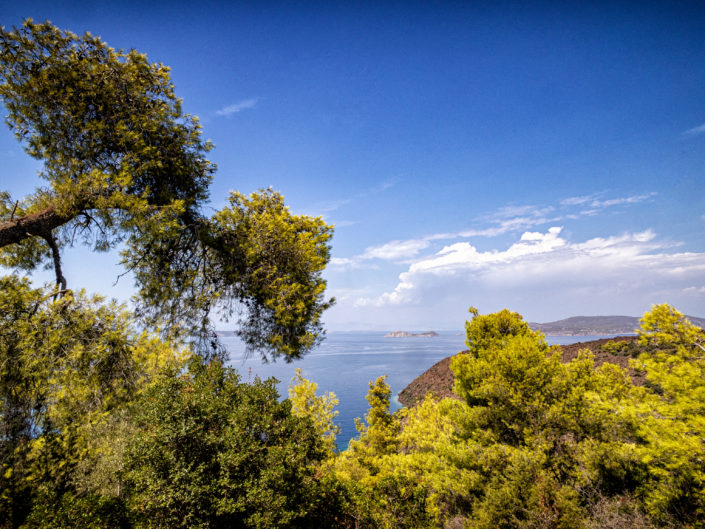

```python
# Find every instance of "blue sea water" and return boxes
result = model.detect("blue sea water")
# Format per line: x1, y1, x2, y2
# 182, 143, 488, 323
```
223, 332, 619, 449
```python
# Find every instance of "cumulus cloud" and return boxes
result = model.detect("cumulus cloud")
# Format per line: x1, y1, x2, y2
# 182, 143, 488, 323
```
329, 238, 429, 268
332, 191, 656, 269
216, 98, 258, 116
355, 227, 705, 308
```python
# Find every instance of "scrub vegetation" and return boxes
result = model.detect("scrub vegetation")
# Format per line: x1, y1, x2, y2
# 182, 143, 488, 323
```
1, 21, 703, 528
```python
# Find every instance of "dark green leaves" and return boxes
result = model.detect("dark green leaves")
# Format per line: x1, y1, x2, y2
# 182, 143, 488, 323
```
123, 359, 328, 529
0, 21, 334, 361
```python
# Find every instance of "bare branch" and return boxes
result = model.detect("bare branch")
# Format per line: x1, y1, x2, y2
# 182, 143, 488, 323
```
41, 231, 67, 296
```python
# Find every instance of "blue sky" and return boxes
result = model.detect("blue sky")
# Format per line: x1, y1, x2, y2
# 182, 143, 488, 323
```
2, 2, 705, 330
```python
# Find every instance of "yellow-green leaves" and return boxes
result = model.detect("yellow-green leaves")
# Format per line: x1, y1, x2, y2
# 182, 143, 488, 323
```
288, 368, 340, 454
464, 306, 546, 357
1, 21, 334, 362
627, 305, 705, 522
0, 276, 186, 523
329, 306, 705, 527
0, 19, 214, 240
209, 189, 334, 360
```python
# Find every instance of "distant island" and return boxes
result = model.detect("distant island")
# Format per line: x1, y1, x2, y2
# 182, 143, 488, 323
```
385, 331, 440, 338
529, 315, 705, 336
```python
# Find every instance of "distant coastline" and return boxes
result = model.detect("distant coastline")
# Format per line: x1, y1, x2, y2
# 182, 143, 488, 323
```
385, 331, 440, 338
530, 314, 705, 336
216, 315, 704, 338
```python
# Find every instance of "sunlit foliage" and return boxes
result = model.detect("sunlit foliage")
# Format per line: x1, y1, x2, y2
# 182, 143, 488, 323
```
0, 276, 185, 527
330, 305, 705, 528
0, 20, 333, 361
288, 368, 340, 454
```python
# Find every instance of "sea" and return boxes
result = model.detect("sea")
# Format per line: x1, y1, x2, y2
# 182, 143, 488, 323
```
222, 331, 619, 449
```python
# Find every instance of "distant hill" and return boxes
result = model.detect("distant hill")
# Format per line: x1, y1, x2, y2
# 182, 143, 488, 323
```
385, 331, 440, 338
529, 315, 705, 336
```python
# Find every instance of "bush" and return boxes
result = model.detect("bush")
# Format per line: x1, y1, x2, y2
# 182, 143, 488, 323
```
123, 358, 331, 529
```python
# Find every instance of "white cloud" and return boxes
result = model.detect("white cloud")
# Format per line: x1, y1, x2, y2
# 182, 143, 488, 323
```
356, 227, 705, 308
560, 192, 656, 210
682, 123, 705, 137
683, 286, 705, 294
409, 227, 565, 276
329, 238, 430, 268
588, 193, 656, 208
330, 257, 355, 266
463, 193, 654, 239
560, 194, 600, 206
361, 239, 430, 260
329, 256, 379, 270
215, 98, 258, 116
489, 204, 554, 219
333, 191, 658, 269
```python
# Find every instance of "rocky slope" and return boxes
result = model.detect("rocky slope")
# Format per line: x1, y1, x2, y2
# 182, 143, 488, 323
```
398, 336, 644, 407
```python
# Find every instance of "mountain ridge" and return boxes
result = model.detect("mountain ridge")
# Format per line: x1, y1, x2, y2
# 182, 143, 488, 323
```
529, 314, 705, 335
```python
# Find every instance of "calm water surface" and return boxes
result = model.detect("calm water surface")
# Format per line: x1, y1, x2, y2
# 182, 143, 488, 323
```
223, 332, 619, 449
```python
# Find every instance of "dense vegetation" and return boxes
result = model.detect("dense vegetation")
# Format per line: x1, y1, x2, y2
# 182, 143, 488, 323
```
328, 305, 705, 528
2, 280, 703, 527
2, 20, 704, 529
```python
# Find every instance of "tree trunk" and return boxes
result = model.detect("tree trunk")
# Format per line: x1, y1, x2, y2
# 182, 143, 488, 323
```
0, 206, 74, 249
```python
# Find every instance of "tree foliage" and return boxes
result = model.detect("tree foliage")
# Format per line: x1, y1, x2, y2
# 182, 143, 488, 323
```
463, 306, 544, 357
0, 277, 344, 528
2, 19, 703, 529
0, 276, 185, 527
123, 359, 330, 529
288, 368, 340, 455
629, 305, 705, 523
0, 20, 333, 360
329, 305, 705, 528
332, 377, 432, 529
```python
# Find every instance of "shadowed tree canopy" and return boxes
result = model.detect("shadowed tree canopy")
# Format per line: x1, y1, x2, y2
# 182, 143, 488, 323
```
0, 20, 333, 361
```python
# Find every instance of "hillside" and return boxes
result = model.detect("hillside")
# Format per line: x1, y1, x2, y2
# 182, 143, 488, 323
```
398, 335, 645, 407
385, 330, 440, 337
529, 314, 705, 335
